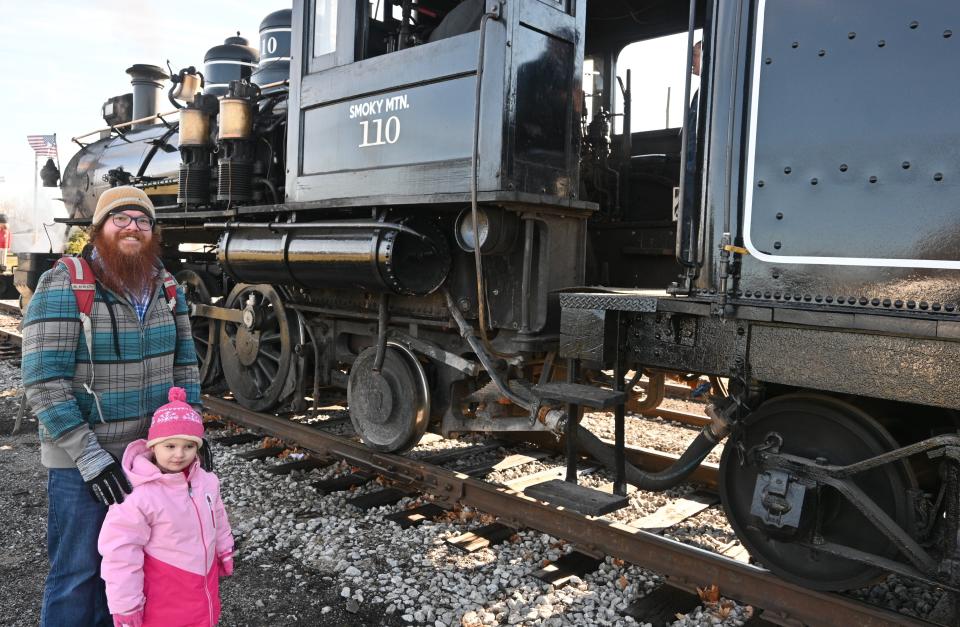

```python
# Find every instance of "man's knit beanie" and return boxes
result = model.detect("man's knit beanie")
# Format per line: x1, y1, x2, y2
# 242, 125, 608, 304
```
92, 186, 156, 228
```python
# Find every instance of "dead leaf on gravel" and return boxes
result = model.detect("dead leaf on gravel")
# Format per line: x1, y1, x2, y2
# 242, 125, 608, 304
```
714, 600, 735, 618
697, 584, 720, 605
617, 575, 629, 590
611, 558, 624, 568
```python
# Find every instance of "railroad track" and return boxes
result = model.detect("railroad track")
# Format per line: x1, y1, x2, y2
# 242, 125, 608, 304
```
0, 329, 22, 360
203, 395, 940, 627
0, 300, 21, 316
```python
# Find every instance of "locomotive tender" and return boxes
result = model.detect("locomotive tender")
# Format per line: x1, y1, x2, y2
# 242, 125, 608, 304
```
34, 0, 960, 601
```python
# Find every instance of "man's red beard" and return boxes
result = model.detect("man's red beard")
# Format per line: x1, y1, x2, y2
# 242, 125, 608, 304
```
90, 227, 163, 296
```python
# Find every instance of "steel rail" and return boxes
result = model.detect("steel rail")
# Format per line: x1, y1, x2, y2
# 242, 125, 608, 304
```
202, 395, 934, 627
0, 300, 22, 316
0, 329, 22, 347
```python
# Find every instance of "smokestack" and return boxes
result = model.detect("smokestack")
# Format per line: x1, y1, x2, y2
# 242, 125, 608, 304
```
126, 64, 169, 130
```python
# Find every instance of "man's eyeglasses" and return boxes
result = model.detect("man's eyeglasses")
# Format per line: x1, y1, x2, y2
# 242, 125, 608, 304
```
110, 213, 155, 231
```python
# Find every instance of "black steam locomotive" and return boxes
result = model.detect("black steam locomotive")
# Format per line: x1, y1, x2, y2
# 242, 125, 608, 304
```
29, 0, 960, 601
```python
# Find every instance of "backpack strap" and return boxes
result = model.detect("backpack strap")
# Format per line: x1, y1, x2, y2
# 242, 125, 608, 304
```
161, 270, 179, 312
58, 256, 97, 317
56, 256, 106, 423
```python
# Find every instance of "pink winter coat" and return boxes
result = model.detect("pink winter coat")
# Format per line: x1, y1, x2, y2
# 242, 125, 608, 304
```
98, 439, 234, 626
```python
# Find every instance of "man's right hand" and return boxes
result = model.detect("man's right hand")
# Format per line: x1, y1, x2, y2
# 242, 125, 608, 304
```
75, 434, 132, 505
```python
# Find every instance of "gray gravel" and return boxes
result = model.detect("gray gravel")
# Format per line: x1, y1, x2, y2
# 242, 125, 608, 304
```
1, 345, 950, 625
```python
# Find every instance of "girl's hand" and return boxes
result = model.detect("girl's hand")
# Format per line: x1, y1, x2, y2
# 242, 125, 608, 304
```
219, 551, 234, 577
113, 611, 143, 627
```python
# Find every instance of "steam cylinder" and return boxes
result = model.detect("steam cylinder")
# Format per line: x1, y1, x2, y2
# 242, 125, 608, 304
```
126, 64, 169, 129
217, 224, 451, 295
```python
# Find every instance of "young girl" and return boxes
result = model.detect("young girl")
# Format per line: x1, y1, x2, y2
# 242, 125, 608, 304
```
98, 387, 234, 627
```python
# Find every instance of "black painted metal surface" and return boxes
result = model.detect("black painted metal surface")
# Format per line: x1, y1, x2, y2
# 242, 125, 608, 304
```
725, 0, 960, 311
287, 0, 586, 206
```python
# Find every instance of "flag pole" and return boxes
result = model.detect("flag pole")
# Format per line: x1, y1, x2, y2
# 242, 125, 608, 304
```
33, 154, 39, 245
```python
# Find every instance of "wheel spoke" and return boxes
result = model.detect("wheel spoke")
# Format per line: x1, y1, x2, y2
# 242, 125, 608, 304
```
261, 331, 282, 344
260, 347, 281, 363
249, 364, 267, 394
255, 358, 277, 382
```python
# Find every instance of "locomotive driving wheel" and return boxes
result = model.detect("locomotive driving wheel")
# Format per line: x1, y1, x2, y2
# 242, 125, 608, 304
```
218, 284, 294, 412
176, 270, 220, 386
347, 342, 430, 453
719, 394, 915, 591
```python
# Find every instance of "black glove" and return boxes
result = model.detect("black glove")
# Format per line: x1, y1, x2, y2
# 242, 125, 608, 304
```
75, 434, 133, 505
199, 438, 214, 472
85, 461, 134, 505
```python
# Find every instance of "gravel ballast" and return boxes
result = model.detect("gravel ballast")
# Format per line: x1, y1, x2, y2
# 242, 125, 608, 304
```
0, 351, 950, 625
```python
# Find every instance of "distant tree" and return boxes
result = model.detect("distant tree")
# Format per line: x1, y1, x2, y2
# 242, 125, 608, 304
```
64, 227, 88, 255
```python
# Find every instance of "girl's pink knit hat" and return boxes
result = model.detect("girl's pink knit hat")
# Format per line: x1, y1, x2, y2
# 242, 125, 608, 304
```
146, 387, 204, 448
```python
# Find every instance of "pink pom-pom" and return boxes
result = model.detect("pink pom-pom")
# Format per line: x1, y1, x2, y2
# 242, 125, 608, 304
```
168, 387, 187, 403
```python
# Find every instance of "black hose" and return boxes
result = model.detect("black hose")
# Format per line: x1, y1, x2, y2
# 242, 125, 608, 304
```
575, 423, 717, 490
254, 177, 279, 204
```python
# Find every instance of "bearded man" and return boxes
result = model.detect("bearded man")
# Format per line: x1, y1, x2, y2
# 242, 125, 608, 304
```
22, 186, 201, 627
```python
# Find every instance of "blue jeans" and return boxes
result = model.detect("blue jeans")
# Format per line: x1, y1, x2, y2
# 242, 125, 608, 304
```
42, 468, 112, 627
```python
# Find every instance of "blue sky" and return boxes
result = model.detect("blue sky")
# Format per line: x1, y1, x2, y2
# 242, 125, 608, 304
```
0, 1, 287, 248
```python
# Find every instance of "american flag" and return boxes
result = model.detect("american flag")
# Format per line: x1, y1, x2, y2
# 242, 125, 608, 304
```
27, 134, 58, 157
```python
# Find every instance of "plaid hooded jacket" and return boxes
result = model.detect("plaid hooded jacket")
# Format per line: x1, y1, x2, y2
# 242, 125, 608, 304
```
22, 260, 201, 468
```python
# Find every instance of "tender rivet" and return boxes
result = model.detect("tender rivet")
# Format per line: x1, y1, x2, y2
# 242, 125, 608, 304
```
909, 21, 919, 30
776, 212, 784, 220
907, 300, 916, 309
859, 297, 868, 305
758, 180, 765, 187
765, 57, 773, 65
818, 49, 826, 57
901, 161, 911, 169
919, 301, 929, 310
869, 175, 878, 184
783, 166, 792, 174
774, 241, 782, 249
825, 296, 834, 303
774, 292, 782, 299
792, 41, 799, 48
871, 298, 880, 306
815, 295, 823, 302
934, 172, 944, 181
894, 299, 904, 308
882, 299, 891, 307
877, 39, 886, 47
803, 294, 812, 301
839, 163, 848, 172
848, 32, 857, 40
944, 30, 953, 38
932, 302, 942, 311
810, 177, 818, 185
771, 271, 780, 279
946, 304, 956, 312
